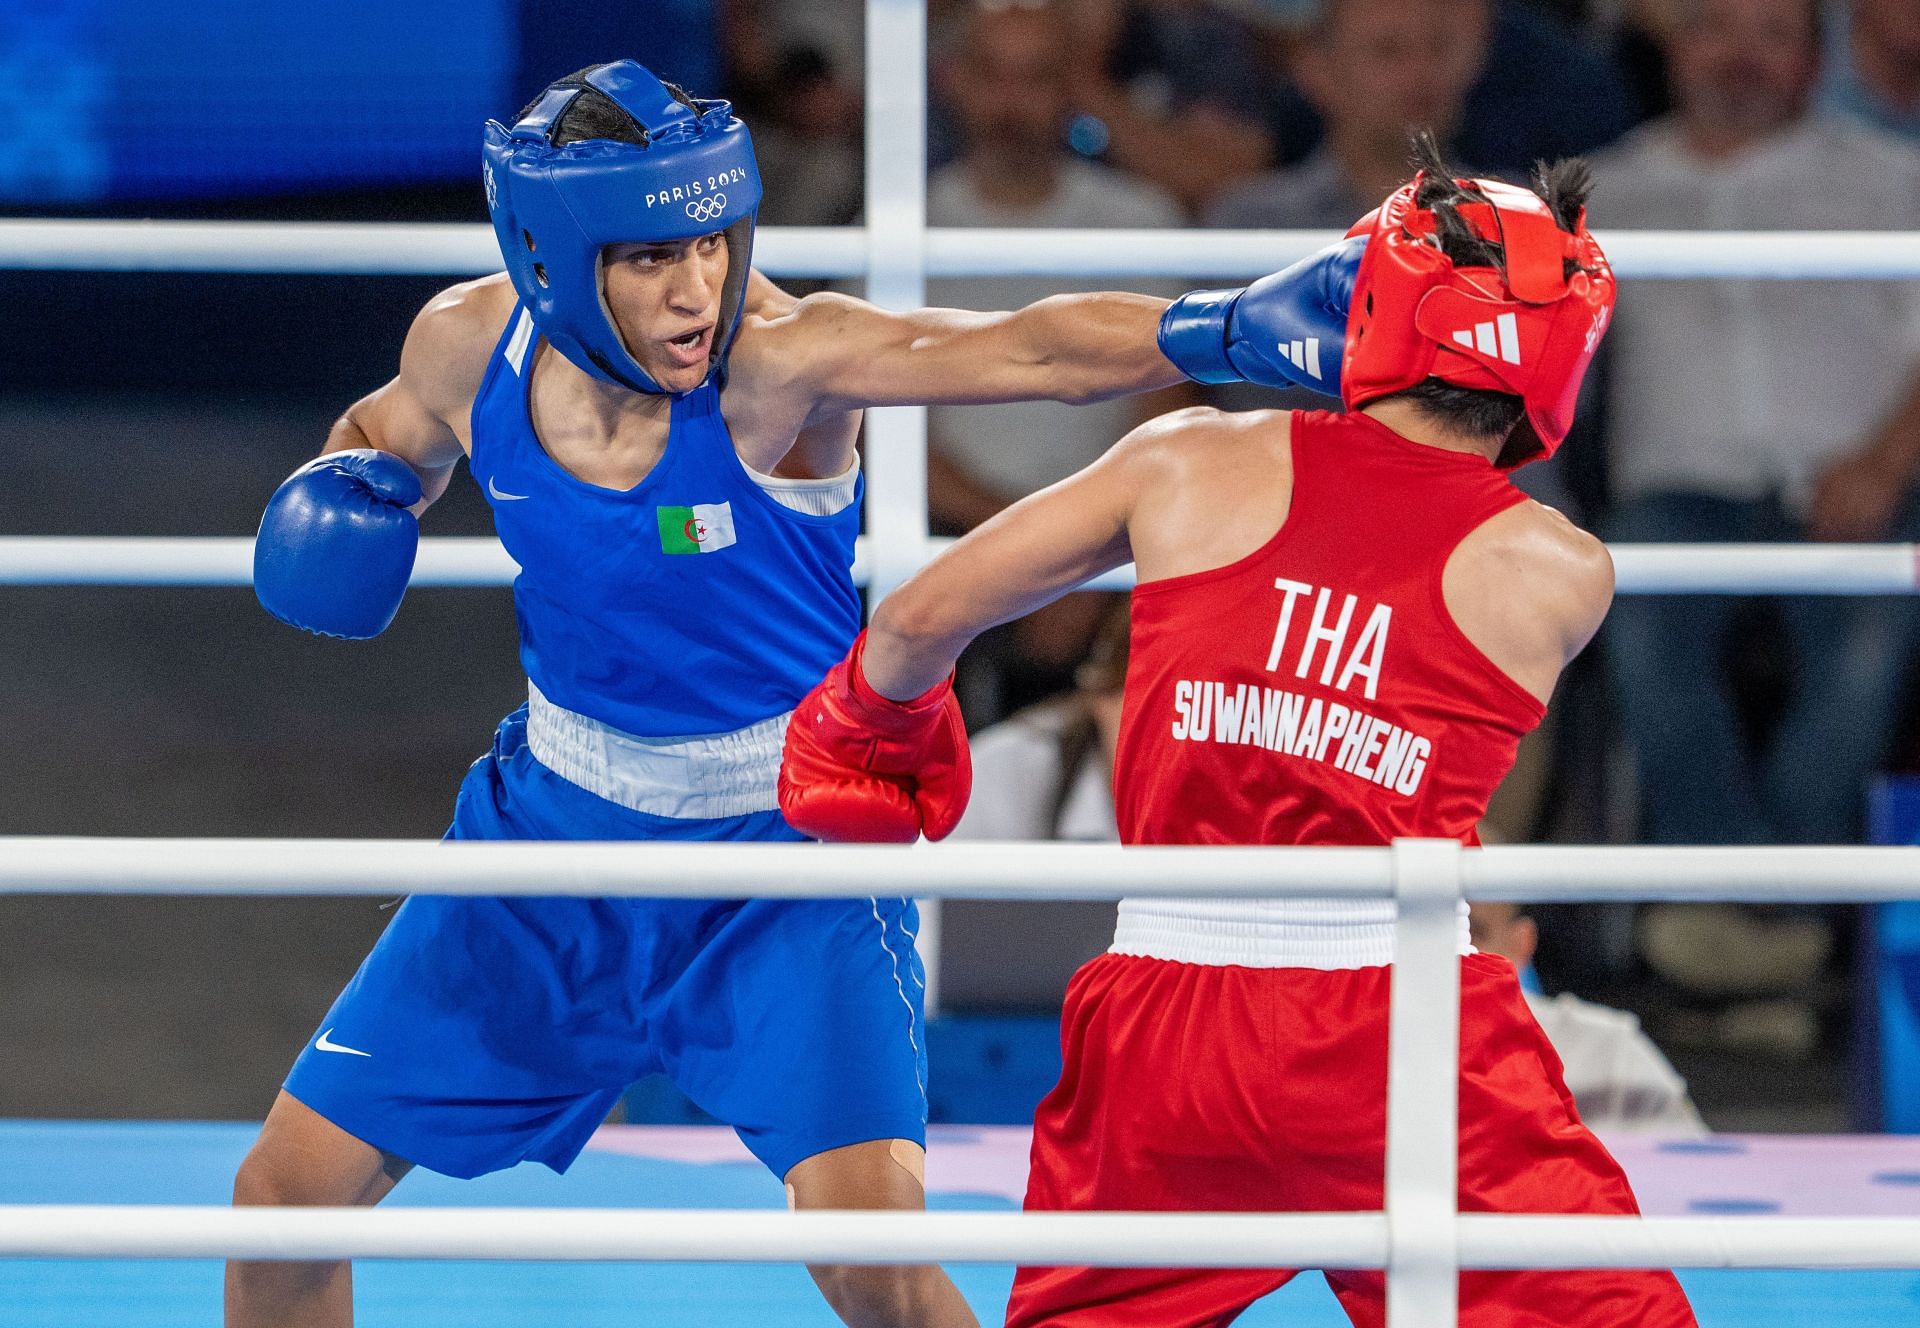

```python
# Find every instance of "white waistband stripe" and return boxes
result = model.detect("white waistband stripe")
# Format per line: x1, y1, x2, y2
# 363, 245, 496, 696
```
525, 682, 789, 821
1110, 897, 1472, 969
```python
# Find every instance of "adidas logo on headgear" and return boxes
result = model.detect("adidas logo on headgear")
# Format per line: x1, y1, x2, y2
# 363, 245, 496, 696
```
1450, 314, 1522, 365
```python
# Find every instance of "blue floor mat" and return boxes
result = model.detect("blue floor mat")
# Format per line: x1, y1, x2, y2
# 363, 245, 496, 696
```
1, 1122, 1914, 1327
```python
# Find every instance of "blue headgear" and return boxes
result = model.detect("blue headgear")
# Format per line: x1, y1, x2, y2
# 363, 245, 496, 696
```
482, 61, 762, 395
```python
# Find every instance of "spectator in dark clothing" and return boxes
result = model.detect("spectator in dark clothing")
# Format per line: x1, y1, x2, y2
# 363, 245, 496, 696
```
722, 1, 864, 227
1208, 0, 1490, 228
1258, 0, 1638, 174
1052, 0, 1277, 215
1820, 0, 1920, 141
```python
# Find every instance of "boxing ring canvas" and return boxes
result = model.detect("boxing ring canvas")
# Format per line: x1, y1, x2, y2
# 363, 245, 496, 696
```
3, 1122, 1917, 1328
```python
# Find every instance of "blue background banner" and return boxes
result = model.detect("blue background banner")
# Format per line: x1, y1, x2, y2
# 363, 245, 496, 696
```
2, 0, 514, 203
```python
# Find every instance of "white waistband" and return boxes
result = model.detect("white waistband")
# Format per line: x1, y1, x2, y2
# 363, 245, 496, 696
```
1110, 897, 1473, 970
525, 682, 788, 820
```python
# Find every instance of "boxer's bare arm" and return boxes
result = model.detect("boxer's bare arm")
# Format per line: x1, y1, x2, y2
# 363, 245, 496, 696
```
1442, 503, 1615, 706
859, 404, 1611, 707
726, 271, 866, 476
860, 438, 1143, 698
319, 277, 511, 512
860, 408, 1273, 699
730, 288, 1182, 432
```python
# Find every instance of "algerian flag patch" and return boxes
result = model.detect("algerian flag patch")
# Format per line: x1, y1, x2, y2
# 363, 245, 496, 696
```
657, 502, 737, 555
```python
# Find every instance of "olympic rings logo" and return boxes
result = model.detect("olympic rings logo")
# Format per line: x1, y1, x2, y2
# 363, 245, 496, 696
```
685, 193, 728, 223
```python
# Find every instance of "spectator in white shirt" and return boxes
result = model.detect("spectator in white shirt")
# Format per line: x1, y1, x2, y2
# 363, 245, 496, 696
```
1471, 904, 1709, 1136
1590, 0, 1920, 850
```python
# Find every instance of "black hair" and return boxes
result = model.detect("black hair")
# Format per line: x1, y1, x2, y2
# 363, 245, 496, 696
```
1383, 132, 1597, 452
519, 67, 698, 146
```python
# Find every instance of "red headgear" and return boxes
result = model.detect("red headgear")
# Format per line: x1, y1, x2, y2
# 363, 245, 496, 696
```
1341, 174, 1616, 468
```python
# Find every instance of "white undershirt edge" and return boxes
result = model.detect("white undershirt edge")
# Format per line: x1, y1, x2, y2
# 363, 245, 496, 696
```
744, 458, 859, 516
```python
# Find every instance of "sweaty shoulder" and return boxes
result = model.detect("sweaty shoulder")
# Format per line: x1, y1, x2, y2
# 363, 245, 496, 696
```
722, 291, 870, 466
1445, 499, 1614, 704
1115, 404, 1286, 469
1469, 500, 1614, 609
1123, 407, 1296, 584
401, 274, 520, 425
729, 289, 860, 387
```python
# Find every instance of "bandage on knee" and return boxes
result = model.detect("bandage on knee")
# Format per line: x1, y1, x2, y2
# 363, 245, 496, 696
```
889, 1138, 926, 1186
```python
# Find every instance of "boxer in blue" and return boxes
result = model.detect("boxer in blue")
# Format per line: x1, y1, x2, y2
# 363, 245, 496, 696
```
230, 60, 1359, 1327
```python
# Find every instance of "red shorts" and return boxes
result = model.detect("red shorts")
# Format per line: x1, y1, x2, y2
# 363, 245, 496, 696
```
1005, 952, 1696, 1328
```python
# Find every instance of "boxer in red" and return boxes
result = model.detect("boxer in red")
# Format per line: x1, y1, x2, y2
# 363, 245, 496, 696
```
779, 136, 1696, 1327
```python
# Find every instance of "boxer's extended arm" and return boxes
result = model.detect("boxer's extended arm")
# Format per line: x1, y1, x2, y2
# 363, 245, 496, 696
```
783, 408, 1268, 839
758, 289, 1181, 416
741, 235, 1364, 422
859, 418, 1163, 700
780, 411, 1186, 840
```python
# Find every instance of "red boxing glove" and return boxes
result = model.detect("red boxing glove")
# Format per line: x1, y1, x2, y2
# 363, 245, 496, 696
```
780, 632, 972, 843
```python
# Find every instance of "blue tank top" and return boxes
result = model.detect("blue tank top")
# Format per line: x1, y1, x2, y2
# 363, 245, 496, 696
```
467, 305, 863, 737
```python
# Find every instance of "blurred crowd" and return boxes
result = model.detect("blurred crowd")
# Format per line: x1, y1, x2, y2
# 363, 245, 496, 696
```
716, 0, 1920, 767
702, 0, 1920, 1106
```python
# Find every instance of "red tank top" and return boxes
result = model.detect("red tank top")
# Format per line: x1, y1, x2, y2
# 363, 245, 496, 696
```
1115, 410, 1545, 853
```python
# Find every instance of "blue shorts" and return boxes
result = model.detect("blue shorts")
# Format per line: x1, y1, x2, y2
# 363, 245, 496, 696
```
285, 706, 928, 1180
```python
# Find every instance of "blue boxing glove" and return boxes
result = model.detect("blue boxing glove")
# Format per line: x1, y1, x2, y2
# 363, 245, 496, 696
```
254, 449, 422, 639
1157, 234, 1366, 396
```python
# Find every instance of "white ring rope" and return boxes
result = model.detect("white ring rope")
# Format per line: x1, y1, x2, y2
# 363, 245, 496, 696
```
1, 837, 1915, 901
0, 1207, 1383, 1266
7, 832, 1917, 1288
3, 220, 1919, 280
1457, 1215, 1920, 1271
2, 1206, 1916, 1269
0, 536, 1915, 595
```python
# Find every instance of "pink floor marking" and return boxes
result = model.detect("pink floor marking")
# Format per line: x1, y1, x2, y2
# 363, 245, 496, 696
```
588, 1126, 1920, 1215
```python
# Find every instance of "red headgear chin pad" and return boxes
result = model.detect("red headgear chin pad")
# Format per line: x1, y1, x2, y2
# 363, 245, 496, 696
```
1340, 176, 1617, 468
